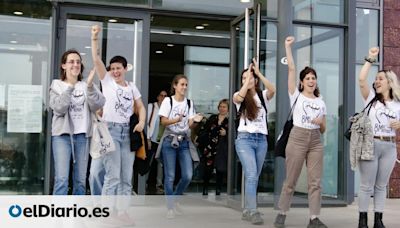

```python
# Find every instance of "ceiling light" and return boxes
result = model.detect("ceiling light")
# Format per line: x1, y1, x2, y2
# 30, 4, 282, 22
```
13, 11, 23, 15
202, 23, 209, 27
108, 19, 117, 23
167, 44, 174, 47
195, 25, 205, 30
9, 47, 16, 50
240, 0, 251, 3
80, 53, 86, 56
155, 50, 163, 54
10, 40, 17, 44
85, 46, 91, 49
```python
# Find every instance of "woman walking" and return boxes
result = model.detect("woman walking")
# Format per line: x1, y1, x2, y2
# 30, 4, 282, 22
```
233, 58, 275, 225
356, 47, 400, 228
274, 36, 327, 228
49, 49, 105, 195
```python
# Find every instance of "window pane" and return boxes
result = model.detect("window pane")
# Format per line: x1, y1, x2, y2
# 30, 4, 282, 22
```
356, 8, 379, 62
294, 25, 344, 197
293, 0, 344, 24
0, 14, 51, 194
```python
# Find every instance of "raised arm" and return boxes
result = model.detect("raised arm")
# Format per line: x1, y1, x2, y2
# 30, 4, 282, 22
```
285, 36, 296, 95
91, 25, 107, 80
233, 68, 251, 104
359, 47, 379, 100
252, 58, 275, 100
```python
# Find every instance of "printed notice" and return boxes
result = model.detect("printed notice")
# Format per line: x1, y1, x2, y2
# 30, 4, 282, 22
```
0, 84, 5, 108
7, 85, 43, 133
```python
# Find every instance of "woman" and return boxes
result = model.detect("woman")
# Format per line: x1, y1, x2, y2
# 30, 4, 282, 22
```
199, 99, 229, 196
49, 49, 105, 195
233, 58, 275, 225
90, 25, 146, 223
274, 36, 327, 228
155, 74, 203, 218
356, 47, 400, 228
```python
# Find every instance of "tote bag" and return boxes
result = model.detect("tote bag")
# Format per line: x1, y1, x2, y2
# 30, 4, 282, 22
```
274, 95, 299, 158
90, 113, 115, 159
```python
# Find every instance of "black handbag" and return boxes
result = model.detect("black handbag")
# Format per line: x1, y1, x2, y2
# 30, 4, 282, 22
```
274, 95, 299, 158
344, 99, 374, 141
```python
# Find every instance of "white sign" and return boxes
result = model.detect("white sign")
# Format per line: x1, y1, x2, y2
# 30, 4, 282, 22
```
7, 85, 43, 133
0, 84, 5, 108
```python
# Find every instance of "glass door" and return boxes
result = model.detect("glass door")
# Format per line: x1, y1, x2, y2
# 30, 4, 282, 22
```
51, 4, 150, 194
228, 3, 271, 209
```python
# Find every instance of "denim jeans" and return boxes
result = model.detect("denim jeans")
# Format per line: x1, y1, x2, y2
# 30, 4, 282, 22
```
102, 122, 135, 196
89, 156, 105, 195
235, 132, 268, 211
161, 136, 193, 209
52, 133, 88, 195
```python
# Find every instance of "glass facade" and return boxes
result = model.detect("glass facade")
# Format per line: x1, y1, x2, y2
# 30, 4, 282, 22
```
0, 0, 380, 203
0, 1, 52, 193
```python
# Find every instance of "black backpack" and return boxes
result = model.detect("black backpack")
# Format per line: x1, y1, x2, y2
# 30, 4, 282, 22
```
235, 90, 268, 129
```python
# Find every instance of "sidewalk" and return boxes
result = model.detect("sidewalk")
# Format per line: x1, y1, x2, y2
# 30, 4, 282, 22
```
125, 196, 399, 228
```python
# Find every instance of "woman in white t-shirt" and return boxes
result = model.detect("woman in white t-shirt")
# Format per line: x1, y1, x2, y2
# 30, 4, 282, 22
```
356, 47, 400, 228
274, 37, 327, 228
157, 74, 203, 218
49, 49, 105, 195
90, 25, 146, 223
233, 58, 275, 225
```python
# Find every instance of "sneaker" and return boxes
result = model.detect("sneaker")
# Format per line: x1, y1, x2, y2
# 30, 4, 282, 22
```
241, 210, 251, 221
274, 214, 286, 228
307, 218, 328, 228
250, 211, 264, 225
174, 202, 184, 215
116, 212, 135, 226
166, 209, 175, 219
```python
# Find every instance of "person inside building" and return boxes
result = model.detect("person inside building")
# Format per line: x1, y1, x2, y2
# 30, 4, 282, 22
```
233, 57, 275, 225
155, 74, 203, 219
90, 24, 146, 224
198, 98, 229, 196
356, 47, 400, 228
49, 49, 105, 195
146, 90, 168, 194
274, 36, 327, 228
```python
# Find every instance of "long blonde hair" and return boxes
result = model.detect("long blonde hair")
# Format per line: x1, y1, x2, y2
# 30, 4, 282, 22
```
380, 70, 400, 102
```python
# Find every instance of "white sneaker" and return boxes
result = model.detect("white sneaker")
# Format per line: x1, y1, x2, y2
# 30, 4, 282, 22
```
174, 202, 184, 215
166, 209, 175, 219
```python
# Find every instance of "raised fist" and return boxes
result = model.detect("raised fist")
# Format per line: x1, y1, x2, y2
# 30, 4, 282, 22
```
369, 47, 379, 58
91, 25, 101, 38
285, 36, 295, 46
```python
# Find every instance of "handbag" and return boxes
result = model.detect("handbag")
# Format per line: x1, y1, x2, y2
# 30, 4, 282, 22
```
344, 99, 374, 141
89, 113, 116, 159
274, 95, 299, 158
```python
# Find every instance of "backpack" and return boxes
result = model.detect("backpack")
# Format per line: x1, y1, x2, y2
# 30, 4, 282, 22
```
348, 101, 374, 170
235, 90, 267, 129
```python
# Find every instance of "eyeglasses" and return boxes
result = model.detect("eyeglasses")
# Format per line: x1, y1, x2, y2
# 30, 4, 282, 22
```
66, 60, 82, 65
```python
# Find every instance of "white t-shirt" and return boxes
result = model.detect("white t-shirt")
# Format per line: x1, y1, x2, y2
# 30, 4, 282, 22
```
234, 90, 268, 135
69, 81, 88, 134
158, 96, 195, 134
290, 89, 327, 129
365, 89, 400, 136
101, 73, 141, 123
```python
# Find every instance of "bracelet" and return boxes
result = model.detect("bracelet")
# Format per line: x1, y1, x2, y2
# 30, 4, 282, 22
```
91, 38, 98, 41
364, 56, 377, 64
238, 93, 245, 99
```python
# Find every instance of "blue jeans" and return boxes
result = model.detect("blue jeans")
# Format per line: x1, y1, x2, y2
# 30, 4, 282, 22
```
89, 157, 105, 195
52, 133, 88, 195
161, 136, 193, 208
235, 132, 268, 211
102, 122, 135, 196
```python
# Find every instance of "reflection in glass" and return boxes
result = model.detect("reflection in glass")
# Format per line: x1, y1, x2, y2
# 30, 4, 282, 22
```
0, 15, 51, 194
293, 0, 344, 24
293, 25, 344, 197
356, 8, 379, 62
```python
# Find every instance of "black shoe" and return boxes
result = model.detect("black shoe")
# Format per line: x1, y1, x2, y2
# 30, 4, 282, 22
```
216, 189, 221, 196
373, 212, 385, 228
307, 217, 328, 228
358, 212, 368, 228
274, 214, 286, 228
202, 188, 208, 196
